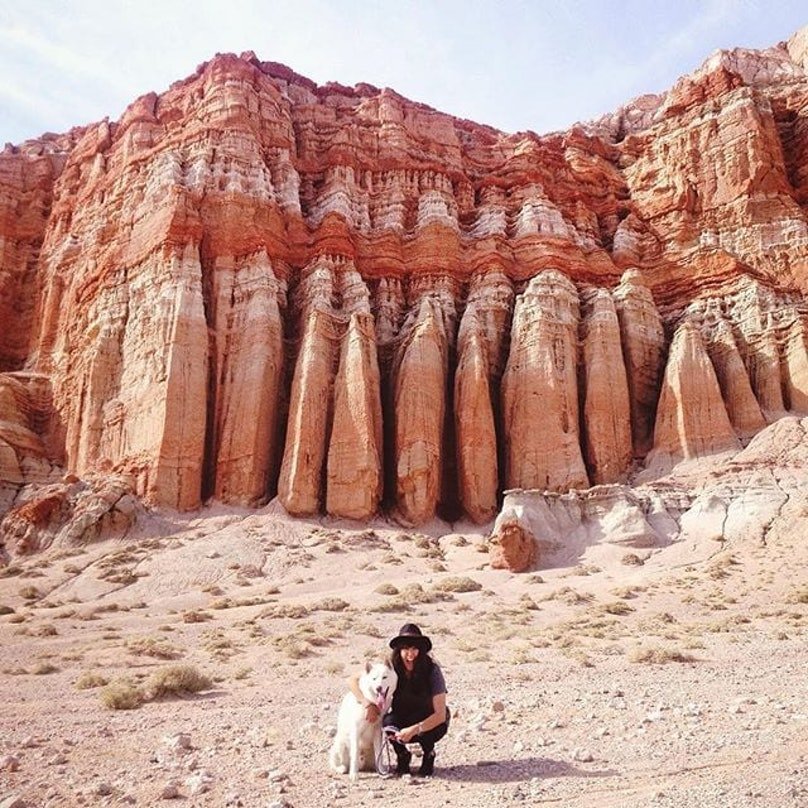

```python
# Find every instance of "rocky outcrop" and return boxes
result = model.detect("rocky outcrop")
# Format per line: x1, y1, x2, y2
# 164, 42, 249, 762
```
0, 476, 137, 557
490, 416, 808, 572
502, 271, 589, 493
453, 269, 513, 523
210, 251, 286, 506
326, 312, 383, 520
649, 321, 740, 471
489, 513, 537, 572
394, 297, 448, 525
705, 317, 767, 438
613, 269, 666, 457
3, 30, 808, 529
580, 288, 632, 484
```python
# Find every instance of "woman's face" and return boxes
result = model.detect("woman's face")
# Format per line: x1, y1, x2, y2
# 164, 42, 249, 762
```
401, 644, 420, 670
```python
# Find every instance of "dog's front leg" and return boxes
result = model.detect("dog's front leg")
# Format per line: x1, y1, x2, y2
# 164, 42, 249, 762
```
349, 722, 359, 781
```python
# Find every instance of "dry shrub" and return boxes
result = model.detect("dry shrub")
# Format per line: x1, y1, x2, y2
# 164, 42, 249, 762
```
0, 605, 15, 615
401, 583, 450, 603
100, 680, 143, 710
146, 664, 211, 699
19, 585, 40, 600
432, 576, 482, 594
274, 635, 313, 659
542, 586, 594, 605
32, 624, 58, 637
126, 636, 181, 659
518, 594, 540, 611
787, 586, 808, 604
311, 598, 350, 612
374, 583, 399, 596
75, 671, 109, 690
600, 601, 634, 616
182, 610, 213, 623
621, 553, 644, 566
628, 646, 696, 664
259, 603, 310, 620
370, 597, 411, 613
32, 662, 59, 675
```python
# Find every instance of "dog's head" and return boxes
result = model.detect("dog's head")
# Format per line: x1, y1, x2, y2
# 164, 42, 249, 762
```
361, 661, 398, 711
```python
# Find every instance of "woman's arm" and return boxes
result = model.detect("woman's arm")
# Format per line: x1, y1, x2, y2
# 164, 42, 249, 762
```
396, 692, 446, 742
347, 674, 380, 722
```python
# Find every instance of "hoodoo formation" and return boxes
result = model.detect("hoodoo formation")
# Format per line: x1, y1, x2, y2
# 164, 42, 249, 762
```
2, 29, 808, 531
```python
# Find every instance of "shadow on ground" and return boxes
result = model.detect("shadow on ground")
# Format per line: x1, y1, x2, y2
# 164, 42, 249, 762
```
438, 757, 617, 783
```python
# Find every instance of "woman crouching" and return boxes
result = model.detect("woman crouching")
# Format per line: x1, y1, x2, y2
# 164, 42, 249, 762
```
383, 623, 449, 776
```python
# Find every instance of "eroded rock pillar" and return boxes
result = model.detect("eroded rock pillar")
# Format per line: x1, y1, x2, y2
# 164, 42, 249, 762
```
580, 288, 632, 484
501, 270, 589, 492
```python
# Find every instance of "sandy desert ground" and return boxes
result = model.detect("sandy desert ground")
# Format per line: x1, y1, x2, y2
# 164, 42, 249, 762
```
1, 484, 807, 808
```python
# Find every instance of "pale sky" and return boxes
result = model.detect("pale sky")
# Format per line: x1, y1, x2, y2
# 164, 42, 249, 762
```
1, 0, 806, 146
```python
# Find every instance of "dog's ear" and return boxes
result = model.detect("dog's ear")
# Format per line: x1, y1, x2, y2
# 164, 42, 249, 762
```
365, 660, 372, 673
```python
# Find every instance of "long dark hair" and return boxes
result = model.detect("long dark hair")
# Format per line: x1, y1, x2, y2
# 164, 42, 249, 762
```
389, 646, 434, 693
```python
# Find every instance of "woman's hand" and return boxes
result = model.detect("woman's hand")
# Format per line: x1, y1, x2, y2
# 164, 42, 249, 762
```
395, 724, 420, 743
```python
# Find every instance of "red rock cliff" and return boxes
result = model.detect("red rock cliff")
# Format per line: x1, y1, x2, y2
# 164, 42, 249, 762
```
2, 32, 808, 524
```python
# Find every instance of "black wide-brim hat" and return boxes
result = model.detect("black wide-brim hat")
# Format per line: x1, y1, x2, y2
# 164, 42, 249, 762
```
389, 623, 432, 653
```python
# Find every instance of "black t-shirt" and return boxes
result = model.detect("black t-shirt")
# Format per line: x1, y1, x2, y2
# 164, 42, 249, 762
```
392, 662, 447, 723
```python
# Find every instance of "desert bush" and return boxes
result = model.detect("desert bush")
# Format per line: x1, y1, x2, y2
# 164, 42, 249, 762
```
432, 576, 482, 594
32, 662, 59, 675
518, 594, 540, 611
401, 583, 452, 604
311, 597, 350, 612
0, 605, 14, 615
787, 586, 808, 604
75, 671, 109, 690
182, 610, 213, 623
100, 680, 143, 710
146, 664, 211, 699
621, 553, 644, 566
370, 597, 411, 613
273, 635, 313, 659
32, 624, 58, 637
374, 583, 399, 596
628, 646, 696, 664
125, 636, 181, 659
19, 585, 40, 600
542, 586, 594, 605
600, 601, 634, 616
259, 603, 310, 619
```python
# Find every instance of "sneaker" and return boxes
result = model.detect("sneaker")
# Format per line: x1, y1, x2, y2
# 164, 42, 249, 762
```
419, 751, 435, 777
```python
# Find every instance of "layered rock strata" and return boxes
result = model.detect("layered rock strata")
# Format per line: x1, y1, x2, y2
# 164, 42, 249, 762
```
2, 30, 808, 527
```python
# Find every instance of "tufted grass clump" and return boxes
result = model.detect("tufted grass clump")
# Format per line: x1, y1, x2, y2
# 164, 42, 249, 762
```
100, 680, 144, 710
628, 646, 696, 664
145, 664, 212, 699
259, 603, 310, 620
311, 597, 350, 612
126, 636, 182, 659
75, 671, 109, 690
787, 586, 808, 604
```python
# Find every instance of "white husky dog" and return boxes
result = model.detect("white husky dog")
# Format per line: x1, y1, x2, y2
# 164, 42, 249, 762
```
329, 661, 398, 780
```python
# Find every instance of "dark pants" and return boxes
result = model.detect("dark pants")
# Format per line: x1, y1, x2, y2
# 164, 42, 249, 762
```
383, 709, 450, 756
